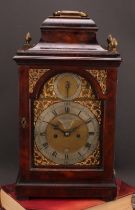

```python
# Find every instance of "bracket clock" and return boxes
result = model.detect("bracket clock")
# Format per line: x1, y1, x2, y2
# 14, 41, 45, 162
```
13, 11, 121, 200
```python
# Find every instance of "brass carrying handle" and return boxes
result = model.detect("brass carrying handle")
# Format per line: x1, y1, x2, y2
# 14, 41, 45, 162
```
53, 10, 87, 18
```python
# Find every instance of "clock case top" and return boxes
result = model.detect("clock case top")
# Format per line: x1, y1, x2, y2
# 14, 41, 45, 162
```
14, 11, 121, 67
13, 11, 122, 199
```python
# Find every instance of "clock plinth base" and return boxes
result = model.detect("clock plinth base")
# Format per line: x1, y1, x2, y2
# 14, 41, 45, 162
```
15, 181, 117, 201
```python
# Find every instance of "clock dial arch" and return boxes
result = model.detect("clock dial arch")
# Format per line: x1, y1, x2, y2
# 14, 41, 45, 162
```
31, 68, 105, 100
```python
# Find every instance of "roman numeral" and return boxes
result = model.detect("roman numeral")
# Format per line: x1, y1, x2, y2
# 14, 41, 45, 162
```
78, 110, 82, 116
89, 131, 95, 135
52, 151, 57, 157
52, 110, 57, 116
40, 131, 46, 136
78, 152, 82, 157
64, 102, 70, 113
65, 106, 70, 113
65, 153, 69, 160
86, 118, 92, 124
42, 142, 48, 149
85, 143, 91, 149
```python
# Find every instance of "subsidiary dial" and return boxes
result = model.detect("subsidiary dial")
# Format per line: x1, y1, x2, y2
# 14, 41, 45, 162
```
54, 73, 81, 100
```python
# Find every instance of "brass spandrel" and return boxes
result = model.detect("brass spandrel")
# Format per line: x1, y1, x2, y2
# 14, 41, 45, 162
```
34, 143, 58, 166
29, 69, 49, 93
74, 100, 101, 124
34, 99, 59, 123
39, 77, 57, 99
76, 143, 100, 166
79, 77, 95, 99
87, 70, 107, 94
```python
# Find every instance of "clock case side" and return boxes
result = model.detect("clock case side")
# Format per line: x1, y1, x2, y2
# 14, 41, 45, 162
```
13, 12, 122, 200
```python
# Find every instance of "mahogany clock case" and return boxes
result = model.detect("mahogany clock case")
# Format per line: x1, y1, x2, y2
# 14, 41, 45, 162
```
13, 11, 121, 199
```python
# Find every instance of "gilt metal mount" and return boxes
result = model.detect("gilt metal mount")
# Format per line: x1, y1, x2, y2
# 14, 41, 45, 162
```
107, 34, 118, 53
23, 32, 32, 49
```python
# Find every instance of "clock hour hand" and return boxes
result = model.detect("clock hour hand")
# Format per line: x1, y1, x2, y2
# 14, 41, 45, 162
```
43, 120, 65, 134
53, 125, 74, 137
53, 126, 65, 134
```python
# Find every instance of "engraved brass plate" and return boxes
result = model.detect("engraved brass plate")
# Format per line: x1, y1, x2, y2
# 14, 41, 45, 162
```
87, 69, 107, 94
30, 69, 105, 167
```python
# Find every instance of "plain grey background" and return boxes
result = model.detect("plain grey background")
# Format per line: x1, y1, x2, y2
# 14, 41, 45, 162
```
0, 0, 135, 186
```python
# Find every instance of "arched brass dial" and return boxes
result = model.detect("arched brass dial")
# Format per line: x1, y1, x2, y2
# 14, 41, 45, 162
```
54, 73, 81, 100
35, 102, 99, 165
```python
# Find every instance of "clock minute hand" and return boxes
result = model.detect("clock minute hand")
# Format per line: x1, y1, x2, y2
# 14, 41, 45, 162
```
67, 118, 92, 133
67, 123, 84, 133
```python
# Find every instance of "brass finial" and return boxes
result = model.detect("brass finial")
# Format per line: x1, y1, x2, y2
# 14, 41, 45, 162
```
107, 34, 118, 52
25, 32, 32, 45
23, 32, 32, 49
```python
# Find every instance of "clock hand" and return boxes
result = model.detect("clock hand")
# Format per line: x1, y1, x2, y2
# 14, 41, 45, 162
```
53, 125, 65, 134
53, 125, 71, 137
67, 125, 82, 133
65, 81, 70, 98
43, 120, 57, 127
67, 118, 93, 133
43, 120, 65, 134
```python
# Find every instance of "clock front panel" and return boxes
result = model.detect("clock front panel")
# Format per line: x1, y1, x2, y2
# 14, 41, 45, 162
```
29, 69, 107, 168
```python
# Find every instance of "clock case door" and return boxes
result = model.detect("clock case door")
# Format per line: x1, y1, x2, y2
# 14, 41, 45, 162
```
14, 12, 121, 200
